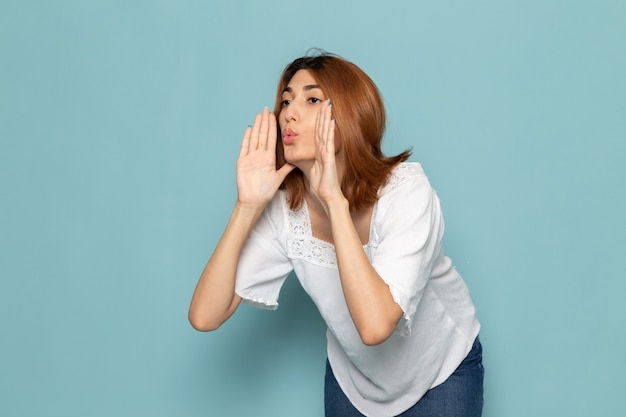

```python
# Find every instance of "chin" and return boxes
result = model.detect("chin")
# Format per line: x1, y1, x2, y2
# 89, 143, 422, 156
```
283, 152, 313, 167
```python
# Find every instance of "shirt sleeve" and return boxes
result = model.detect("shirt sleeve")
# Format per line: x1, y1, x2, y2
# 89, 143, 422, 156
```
234, 196, 293, 310
370, 171, 445, 336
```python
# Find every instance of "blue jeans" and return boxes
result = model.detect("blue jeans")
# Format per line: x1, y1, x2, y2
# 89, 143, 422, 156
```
324, 337, 484, 417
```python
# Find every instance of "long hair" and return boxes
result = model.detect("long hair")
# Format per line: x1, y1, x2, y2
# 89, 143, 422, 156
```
273, 52, 411, 211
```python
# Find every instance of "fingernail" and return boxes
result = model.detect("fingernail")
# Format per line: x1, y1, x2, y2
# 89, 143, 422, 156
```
328, 99, 332, 107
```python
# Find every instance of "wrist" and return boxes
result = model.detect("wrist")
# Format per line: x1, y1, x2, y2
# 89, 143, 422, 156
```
324, 195, 349, 218
233, 200, 266, 219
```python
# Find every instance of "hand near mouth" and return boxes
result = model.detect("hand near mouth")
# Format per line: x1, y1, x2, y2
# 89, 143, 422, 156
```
236, 107, 295, 208
310, 100, 343, 214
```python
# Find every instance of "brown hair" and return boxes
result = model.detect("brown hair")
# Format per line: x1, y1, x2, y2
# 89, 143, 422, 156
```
273, 52, 411, 211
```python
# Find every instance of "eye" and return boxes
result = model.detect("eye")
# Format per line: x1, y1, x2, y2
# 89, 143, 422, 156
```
308, 97, 322, 104
280, 99, 291, 107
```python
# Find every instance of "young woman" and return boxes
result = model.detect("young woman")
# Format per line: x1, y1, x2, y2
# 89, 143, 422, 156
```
189, 52, 483, 417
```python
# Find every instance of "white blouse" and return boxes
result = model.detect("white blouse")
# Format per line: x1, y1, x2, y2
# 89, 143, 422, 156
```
235, 162, 480, 417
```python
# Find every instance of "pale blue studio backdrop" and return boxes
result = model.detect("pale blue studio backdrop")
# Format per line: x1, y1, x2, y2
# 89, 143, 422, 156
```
1, 1, 625, 416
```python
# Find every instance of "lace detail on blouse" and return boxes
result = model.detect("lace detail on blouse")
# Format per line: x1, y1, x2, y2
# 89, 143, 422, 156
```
285, 163, 420, 267
287, 202, 338, 267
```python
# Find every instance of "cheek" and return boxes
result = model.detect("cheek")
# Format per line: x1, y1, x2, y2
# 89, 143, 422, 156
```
304, 110, 319, 131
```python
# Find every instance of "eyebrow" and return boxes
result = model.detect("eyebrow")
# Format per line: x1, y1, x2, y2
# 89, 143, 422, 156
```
282, 84, 322, 94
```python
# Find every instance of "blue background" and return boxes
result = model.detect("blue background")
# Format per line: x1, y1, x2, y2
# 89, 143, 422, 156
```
1, 1, 625, 416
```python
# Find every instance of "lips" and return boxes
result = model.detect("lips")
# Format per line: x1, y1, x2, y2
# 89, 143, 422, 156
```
282, 128, 298, 145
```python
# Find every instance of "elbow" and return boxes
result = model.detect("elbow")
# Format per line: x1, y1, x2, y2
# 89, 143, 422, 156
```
188, 312, 223, 332
355, 307, 403, 346
188, 294, 240, 332
358, 323, 396, 346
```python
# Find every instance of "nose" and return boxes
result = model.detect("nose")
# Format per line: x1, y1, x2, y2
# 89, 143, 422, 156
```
282, 102, 299, 123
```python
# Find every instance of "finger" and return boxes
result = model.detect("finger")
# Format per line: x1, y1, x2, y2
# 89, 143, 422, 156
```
249, 112, 262, 150
258, 107, 270, 150
239, 125, 252, 157
327, 114, 336, 155
267, 111, 277, 152
320, 101, 333, 153
315, 105, 323, 145
314, 109, 326, 165
315, 100, 329, 145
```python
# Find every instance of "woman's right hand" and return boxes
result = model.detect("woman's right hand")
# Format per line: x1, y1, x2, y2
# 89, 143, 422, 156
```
189, 108, 293, 332
236, 107, 295, 208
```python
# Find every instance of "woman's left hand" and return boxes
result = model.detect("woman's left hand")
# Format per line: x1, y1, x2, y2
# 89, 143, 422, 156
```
310, 100, 344, 212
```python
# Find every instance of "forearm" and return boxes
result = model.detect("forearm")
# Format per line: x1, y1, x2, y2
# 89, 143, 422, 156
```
188, 202, 264, 331
327, 198, 403, 345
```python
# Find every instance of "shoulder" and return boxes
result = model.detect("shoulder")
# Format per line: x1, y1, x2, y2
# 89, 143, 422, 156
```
267, 189, 289, 212
379, 162, 431, 198
254, 190, 290, 237
371, 163, 443, 243
374, 162, 438, 222
267, 190, 290, 223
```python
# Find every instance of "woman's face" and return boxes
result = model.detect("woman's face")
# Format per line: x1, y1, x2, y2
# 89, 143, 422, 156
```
278, 69, 328, 168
